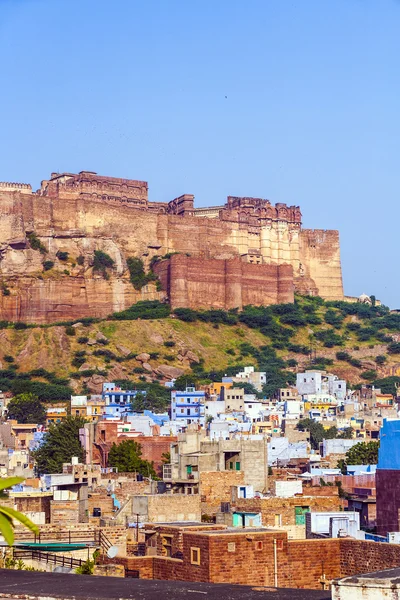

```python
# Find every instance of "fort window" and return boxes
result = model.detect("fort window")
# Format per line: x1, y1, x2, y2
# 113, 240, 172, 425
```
256, 541, 263, 551
190, 547, 201, 565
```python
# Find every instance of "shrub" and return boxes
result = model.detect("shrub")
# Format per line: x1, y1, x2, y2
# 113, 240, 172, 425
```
77, 336, 89, 344
72, 357, 86, 368
164, 341, 176, 348
43, 260, 54, 271
65, 326, 75, 336
286, 358, 298, 368
28, 233, 47, 254
388, 342, 400, 354
324, 309, 344, 329
174, 308, 198, 322
111, 300, 170, 321
375, 355, 387, 365
349, 358, 362, 368
56, 251, 69, 261
93, 250, 115, 278
3, 355, 14, 363
77, 255, 85, 266
14, 322, 28, 330
63, 269, 70, 275
361, 370, 378, 381
149, 352, 159, 360
336, 351, 351, 361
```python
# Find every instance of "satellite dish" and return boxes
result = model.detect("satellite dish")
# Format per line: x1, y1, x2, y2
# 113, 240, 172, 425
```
107, 546, 119, 559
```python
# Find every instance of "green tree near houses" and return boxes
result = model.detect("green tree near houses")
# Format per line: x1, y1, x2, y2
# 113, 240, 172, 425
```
33, 416, 86, 475
7, 393, 46, 424
344, 441, 380, 466
108, 440, 157, 478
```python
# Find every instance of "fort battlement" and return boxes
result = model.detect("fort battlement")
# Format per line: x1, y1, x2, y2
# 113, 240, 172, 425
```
0, 181, 32, 192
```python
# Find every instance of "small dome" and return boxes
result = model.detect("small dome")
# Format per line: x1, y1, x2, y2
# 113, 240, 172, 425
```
358, 293, 372, 304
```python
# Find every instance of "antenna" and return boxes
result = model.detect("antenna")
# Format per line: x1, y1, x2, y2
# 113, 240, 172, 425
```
107, 546, 119, 559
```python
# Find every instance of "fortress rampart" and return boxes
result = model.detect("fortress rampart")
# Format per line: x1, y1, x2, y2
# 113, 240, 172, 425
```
0, 171, 344, 322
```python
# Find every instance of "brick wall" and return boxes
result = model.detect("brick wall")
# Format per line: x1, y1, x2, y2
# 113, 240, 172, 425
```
234, 495, 344, 527
147, 494, 201, 522
199, 471, 244, 515
286, 539, 341, 588
14, 495, 51, 523
207, 531, 288, 587
340, 539, 400, 576
103, 530, 400, 590
50, 500, 79, 525
134, 436, 176, 476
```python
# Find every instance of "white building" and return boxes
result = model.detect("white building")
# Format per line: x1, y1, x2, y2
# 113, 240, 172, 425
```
171, 386, 205, 427
234, 366, 266, 392
296, 371, 346, 402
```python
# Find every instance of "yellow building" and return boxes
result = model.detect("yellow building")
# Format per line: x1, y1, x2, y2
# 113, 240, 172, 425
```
46, 407, 67, 425
87, 396, 106, 422
207, 382, 233, 397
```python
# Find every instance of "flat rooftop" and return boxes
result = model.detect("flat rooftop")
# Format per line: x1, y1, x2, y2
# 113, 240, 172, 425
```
0, 569, 331, 599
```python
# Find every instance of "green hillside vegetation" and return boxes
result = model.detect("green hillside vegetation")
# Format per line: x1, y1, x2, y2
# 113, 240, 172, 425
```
0, 296, 398, 410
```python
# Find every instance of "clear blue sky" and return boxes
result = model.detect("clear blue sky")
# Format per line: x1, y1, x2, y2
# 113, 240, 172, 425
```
0, 0, 399, 307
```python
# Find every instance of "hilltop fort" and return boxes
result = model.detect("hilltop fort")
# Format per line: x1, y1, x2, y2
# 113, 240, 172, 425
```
0, 171, 343, 323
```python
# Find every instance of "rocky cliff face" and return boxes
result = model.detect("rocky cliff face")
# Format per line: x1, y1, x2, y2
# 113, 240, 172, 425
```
0, 172, 344, 323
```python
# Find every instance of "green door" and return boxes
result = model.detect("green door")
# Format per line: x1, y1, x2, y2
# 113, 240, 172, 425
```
295, 506, 309, 525
235, 462, 241, 471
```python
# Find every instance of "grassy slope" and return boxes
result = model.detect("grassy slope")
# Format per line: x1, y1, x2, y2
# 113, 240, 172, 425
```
2, 301, 399, 391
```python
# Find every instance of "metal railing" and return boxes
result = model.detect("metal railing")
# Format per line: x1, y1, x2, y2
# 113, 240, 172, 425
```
14, 530, 101, 545
13, 549, 85, 569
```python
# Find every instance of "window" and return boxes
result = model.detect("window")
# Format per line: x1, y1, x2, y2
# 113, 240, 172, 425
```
181, 409, 184, 413
190, 547, 201, 565
256, 541, 263, 551
274, 514, 282, 527
162, 536, 173, 557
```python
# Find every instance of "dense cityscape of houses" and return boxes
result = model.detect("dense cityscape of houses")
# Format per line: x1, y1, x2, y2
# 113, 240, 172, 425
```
1, 365, 400, 595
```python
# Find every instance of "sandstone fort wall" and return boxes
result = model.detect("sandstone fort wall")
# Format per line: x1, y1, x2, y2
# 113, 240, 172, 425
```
0, 171, 344, 322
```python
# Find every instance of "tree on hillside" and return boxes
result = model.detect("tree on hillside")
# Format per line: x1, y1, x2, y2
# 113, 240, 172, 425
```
108, 440, 157, 478
7, 393, 46, 424
33, 416, 86, 474
344, 441, 380, 466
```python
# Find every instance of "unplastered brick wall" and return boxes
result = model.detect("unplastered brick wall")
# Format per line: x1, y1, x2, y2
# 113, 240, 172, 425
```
88, 492, 114, 518
147, 494, 201, 522
286, 539, 341, 588
340, 539, 400, 576
206, 530, 289, 587
234, 495, 344, 527
50, 500, 79, 525
103, 534, 400, 590
199, 471, 244, 515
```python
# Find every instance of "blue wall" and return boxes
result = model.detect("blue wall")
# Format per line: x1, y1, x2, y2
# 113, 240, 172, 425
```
378, 419, 400, 470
